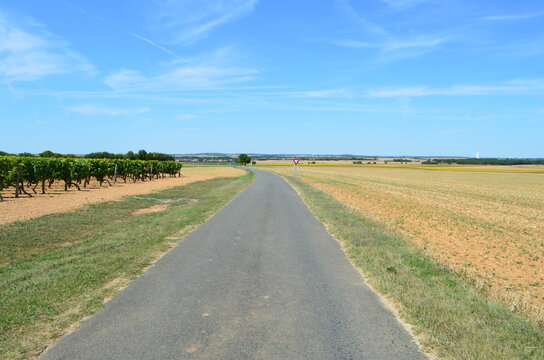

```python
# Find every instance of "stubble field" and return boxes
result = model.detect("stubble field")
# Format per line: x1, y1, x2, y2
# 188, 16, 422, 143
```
263, 166, 544, 322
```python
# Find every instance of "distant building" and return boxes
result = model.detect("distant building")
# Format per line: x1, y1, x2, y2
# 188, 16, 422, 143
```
476, 152, 480, 159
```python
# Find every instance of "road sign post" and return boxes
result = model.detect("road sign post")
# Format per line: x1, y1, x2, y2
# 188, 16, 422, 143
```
292, 158, 300, 175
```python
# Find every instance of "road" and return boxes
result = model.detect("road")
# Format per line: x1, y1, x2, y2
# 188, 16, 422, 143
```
41, 169, 427, 360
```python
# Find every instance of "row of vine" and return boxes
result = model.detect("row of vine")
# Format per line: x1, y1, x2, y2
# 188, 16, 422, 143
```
0, 156, 183, 201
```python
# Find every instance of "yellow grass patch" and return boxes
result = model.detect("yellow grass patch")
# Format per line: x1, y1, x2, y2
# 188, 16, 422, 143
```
132, 204, 169, 215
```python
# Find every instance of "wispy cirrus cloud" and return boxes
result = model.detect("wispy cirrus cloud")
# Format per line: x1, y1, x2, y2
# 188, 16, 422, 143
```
482, 13, 543, 21
332, 0, 448, 62
335, 0, 387, 36
104, 44, 259, 92
367, 79, 544, 98
177, 114, 197, 120
379, 0, 430, 9
325, 36, 447, 63
0, 11, 94, 82
293, 89, 349, 98
150, 0, 259, 44
437, 128, 473, 136
67, 103, 150, 116
329, 37, 445, 52
128, 32, 182, 59
104, 65, 258, 92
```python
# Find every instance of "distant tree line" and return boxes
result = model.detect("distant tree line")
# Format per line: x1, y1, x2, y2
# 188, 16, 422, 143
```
175, 155, 235, 163
84, 150, 175, 161
422, 158, 544, 165
0, 150, 175, 162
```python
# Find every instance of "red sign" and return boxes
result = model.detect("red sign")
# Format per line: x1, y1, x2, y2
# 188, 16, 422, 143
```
292, 158, 300, 165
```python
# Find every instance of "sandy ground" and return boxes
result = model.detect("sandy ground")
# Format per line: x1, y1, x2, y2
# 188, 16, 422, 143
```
0, 167, 244, 226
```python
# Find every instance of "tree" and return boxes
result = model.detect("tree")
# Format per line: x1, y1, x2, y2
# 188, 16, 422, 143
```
238, 154, 251, 166
251, 160, 256, 165
18, 152, 36, 157
84, 152, 115, 159
137, 149, 148, 160
39, 150, 60, 158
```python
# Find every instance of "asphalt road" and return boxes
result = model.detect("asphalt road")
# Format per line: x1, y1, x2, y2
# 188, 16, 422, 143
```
41, 169, 428, 360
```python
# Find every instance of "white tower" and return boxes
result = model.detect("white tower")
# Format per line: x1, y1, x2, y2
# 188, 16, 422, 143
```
476, 152, 480, 159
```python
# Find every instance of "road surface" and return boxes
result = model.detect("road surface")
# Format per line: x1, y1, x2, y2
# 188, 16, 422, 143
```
41, 169, 427, 360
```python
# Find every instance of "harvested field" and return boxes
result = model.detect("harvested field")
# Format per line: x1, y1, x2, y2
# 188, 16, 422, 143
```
263, 166, 544, 322
0, 166, 244, 225
256, 163, 544, 173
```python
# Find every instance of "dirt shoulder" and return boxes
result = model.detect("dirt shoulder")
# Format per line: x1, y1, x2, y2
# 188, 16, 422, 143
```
0, 167, 244, 226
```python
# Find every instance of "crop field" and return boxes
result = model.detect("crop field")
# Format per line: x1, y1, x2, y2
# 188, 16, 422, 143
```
262, 165, 544, 322
257, 162, 544, 173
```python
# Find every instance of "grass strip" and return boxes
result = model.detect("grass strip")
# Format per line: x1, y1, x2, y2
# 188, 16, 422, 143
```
280, 173, 544, 360
0, 172, 254, 360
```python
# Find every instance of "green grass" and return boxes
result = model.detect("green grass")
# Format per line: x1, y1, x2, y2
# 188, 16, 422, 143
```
0, 172, 254, 359
279, 173, 544, 360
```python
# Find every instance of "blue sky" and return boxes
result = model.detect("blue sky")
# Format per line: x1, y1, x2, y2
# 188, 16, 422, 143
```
0, 0, 543, 156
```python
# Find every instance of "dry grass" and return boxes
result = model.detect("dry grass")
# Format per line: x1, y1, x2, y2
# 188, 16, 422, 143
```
262, 166, 544, 324
131, 204, 170, 215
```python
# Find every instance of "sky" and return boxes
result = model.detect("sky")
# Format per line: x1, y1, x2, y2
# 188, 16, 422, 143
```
0, 0, 543, 157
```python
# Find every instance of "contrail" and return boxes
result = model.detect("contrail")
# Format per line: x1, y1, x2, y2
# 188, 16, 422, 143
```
129, 32, 182, 59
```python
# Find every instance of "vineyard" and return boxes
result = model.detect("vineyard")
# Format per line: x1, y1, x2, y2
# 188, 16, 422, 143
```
0, 156, 183, 201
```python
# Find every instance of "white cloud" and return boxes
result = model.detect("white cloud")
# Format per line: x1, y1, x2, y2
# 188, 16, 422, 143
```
380, 0, 430, 9
482, 13, 543, 21
103, 45, 259, 92
326, 36, 447, 64
67, 104, 150, 116
335, 0, 387, 36
104, 65, 258, 91
333, 0, 449, 63
0, 11, 95, 82
437, 128, 472, 136
103, 69, 146, 90
367, 81, 544, 98
177, 114, 197, 120
150, 0, 259, 44
291, 89, 349, 98
330, 37, 445, 52
368, 87, 429, 97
